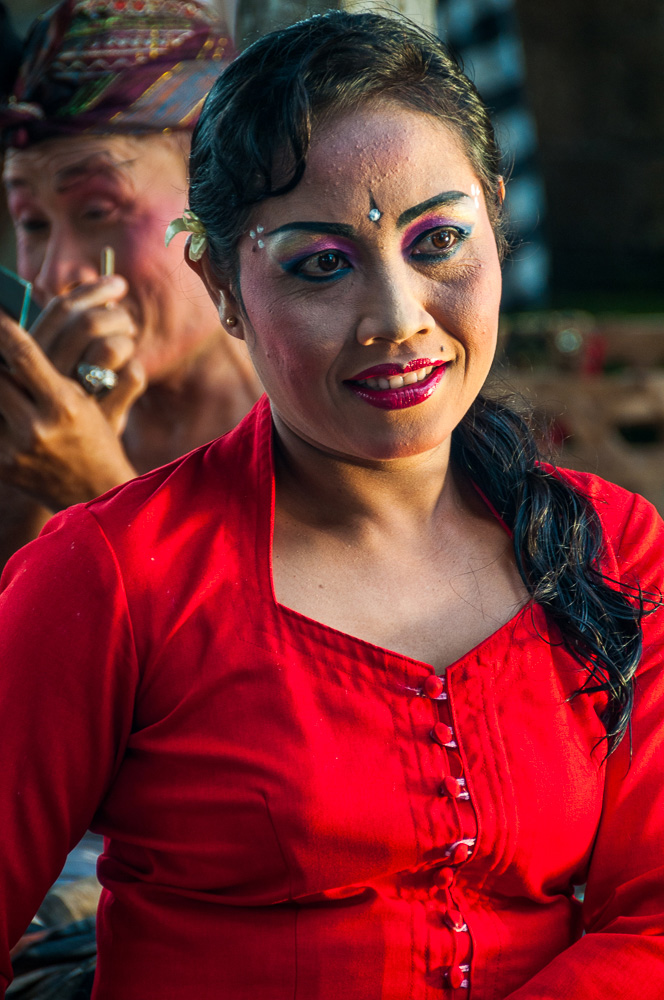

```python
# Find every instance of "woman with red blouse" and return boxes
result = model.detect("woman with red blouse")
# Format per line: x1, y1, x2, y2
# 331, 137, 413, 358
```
1, 11, 663, 1000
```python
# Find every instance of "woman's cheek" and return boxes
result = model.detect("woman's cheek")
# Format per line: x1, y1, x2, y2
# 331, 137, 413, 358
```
443, 263, 501, 341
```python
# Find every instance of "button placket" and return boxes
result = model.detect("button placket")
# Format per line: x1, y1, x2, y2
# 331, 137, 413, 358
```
446, 965, 471, 990
422, 671, 474, 992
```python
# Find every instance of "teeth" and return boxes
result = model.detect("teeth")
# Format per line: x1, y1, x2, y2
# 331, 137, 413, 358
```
356, 364, 437, 390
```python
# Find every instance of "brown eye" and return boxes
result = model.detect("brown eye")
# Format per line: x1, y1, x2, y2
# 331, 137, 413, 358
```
292, 248, 352, 281
317, 252, 341, 272
431, 230, 455, 250
411, 226, 467, 260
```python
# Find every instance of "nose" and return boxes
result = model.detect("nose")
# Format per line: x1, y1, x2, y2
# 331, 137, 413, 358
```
355, 264, 435, 346
32, 227, 100, 303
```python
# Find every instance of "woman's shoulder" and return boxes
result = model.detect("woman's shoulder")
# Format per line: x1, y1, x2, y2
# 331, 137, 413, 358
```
551, 465, 664, 589
3, 396, 271, 596
550, 465, 648, 518
88, 394, 270, 536
99, 392, 267, 499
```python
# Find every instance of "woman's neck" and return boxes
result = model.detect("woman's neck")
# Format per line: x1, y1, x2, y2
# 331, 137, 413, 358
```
272, 410, 466, 539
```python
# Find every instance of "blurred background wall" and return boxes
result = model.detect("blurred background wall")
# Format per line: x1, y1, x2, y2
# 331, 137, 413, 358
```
6, 0, 662, 310
515, 0, 664, 312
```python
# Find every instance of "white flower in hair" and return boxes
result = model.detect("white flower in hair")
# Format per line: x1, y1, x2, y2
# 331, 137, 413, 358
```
165, 209, 208, 261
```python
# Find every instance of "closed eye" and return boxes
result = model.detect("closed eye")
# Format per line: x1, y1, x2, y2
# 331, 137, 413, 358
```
82, 202, 118, 222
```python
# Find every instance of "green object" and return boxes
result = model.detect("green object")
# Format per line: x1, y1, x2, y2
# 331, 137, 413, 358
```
0, 264, 41, 329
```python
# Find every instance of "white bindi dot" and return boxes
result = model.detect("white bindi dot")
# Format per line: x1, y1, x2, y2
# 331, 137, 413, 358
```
257, 239, 265, 249
256, 224, 264, 233
368, 207, 381, 222
250, 230, 256, 239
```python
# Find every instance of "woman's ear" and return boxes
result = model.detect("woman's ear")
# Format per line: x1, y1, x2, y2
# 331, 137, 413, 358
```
185, 247, 244, 339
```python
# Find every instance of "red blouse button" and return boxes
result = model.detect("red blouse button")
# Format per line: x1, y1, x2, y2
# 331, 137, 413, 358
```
434, 866, 455, 889
441, 775, 462, 798
423, 675, 445, 699
450, 842, 470, 865
444, 907, 465, 931
446, 965, 465, 989
431, 722, 454, 745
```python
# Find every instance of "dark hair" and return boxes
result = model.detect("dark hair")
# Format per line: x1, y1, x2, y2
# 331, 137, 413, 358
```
453, 396, 657, 755
189, 10, 657, 753
189, 9, 507, 284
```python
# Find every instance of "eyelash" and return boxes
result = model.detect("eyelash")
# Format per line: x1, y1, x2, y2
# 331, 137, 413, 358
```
16, 202, 118, 235
407, 225, 471, 261
283, 250, 352, 283
83, 203, 117, 221
283, 226, 470, 283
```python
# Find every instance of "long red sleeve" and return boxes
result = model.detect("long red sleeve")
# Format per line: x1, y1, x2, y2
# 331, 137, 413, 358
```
503, 488, 664, 999
0, 507, 138, 991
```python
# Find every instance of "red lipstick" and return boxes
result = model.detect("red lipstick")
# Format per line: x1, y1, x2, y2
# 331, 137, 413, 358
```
350, 358, 438, 380
345, 361, 449, 410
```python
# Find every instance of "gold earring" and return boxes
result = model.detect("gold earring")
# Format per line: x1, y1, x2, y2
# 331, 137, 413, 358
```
225, 316, 238, 328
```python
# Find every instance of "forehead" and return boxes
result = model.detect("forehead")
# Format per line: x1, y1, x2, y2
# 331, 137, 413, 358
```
266, 102, 479, 220
312, 102, 469, 166
3, 133, 185, 196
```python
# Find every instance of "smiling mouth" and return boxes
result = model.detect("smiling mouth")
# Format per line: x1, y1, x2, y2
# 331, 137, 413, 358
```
344, 361, 449, 411
352, 364, 441, 391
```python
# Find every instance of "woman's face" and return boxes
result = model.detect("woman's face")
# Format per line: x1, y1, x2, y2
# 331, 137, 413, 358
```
232, 102, 502, 462
3, 133, 221, 381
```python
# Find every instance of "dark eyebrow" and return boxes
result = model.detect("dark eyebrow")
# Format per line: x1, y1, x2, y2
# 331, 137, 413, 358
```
264, 221, 356, 239
264, 193, 473, 239
397, 191, 473, 229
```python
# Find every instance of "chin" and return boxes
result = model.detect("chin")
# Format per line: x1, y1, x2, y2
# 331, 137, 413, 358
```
341, 427, 453, 463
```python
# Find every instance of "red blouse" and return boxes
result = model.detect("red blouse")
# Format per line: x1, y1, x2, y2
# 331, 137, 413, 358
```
1, 395, 664, 999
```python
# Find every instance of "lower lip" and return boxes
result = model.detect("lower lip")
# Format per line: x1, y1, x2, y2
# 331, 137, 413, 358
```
345, 364, 448, 410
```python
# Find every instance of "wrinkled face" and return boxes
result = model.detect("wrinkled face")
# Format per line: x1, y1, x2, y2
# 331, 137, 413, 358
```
230, 102, 502, 462
3, 133, 220, 380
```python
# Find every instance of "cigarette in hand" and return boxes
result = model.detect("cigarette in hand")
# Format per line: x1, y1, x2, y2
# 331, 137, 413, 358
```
101, 246, 115, 277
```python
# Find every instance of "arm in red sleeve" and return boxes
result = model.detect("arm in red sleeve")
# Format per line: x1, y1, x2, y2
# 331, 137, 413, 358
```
504, 492, 664, 999
0, 506, 139, 994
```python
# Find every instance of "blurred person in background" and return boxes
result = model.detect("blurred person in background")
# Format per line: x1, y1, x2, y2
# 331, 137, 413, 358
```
0, 3, 260, 992
0, 0, 262, 572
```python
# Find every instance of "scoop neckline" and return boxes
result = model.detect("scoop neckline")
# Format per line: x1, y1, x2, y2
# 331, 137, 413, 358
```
258, 396, 533, 676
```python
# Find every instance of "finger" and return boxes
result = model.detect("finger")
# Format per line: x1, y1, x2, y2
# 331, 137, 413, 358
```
98, 358, 146, 434
0, 366, 39, 432
29, 275, 129, 355
82, 331, 137, 373
0, 311, 62, 404
41, 304, 136, 377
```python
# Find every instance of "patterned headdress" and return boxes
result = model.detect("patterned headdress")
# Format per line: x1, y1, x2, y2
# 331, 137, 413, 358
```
0, 0, 235, 147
